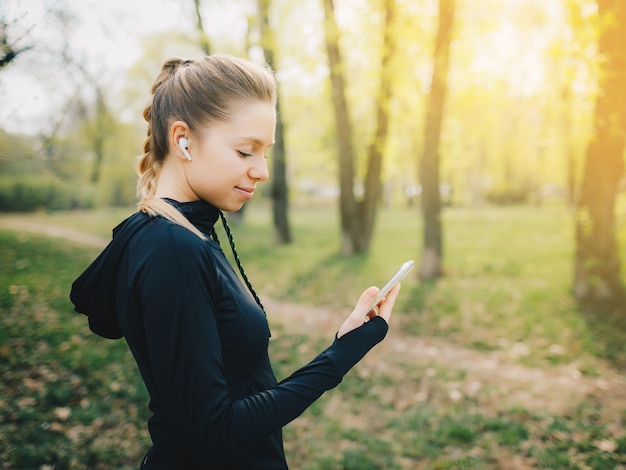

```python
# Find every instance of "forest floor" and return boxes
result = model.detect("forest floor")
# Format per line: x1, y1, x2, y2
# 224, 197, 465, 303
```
3, 216, 626, 468
265, 296, 626, 417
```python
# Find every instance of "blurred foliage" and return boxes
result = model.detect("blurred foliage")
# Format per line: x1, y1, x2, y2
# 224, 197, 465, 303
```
0, 109, 139, 211
0, 0, 603, 213
485, 183, 532, 206
0, 175, 94, 212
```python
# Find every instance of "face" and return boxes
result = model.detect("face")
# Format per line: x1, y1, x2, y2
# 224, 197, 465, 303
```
183, 100, 276, 212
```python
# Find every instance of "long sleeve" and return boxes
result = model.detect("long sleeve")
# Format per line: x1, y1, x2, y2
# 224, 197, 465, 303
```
228, 317, 388, 442
123, 221, 388, 464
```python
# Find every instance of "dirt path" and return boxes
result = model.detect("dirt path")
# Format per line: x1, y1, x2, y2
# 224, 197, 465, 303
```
263, 298, 626, 416
3, 217, 625, 417
0, 219, 110, 247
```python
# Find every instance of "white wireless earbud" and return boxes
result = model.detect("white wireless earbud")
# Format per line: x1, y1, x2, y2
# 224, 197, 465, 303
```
179, 137, 192, 161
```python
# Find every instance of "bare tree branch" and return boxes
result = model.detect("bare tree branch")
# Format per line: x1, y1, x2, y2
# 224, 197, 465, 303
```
0, 18, 32, 68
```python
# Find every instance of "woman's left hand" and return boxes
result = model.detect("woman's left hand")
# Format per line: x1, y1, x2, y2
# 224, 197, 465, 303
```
337, 283, 401, 339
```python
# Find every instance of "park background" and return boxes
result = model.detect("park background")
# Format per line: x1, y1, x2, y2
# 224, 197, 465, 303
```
1, 0, 626, 468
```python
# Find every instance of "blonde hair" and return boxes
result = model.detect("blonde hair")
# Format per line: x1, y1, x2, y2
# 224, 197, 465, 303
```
137, 55, 277, 238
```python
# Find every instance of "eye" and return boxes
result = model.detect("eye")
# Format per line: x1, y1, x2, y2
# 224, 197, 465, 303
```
237, 150, 253, 158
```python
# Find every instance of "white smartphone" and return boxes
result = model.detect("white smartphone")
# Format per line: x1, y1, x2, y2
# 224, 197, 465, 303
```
367, 260, 414, 313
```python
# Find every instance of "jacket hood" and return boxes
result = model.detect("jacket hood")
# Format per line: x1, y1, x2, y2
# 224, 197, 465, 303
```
70, 211, 151, 339
70, 199, 220, 339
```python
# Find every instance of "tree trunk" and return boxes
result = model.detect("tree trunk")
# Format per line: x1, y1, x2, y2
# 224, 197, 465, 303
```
560, 84, 577, 207
258, 0, 292, 244
418, 0, 455, 280
574, 0, 626, 303
357, 0, 396, 252
193, 0, 211, 55
90, 88, 108, 183
322, 0, 359, 255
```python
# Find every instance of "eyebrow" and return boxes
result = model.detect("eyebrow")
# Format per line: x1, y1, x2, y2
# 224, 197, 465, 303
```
240, 137, 275, 147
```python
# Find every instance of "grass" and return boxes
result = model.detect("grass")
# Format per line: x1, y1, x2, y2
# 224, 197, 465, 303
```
1, 201, 626, 468
223, 203, 609, 366
0, 230, 151, 469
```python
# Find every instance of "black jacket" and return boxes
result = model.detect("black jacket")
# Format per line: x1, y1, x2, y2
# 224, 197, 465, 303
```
71, 199, 388, 469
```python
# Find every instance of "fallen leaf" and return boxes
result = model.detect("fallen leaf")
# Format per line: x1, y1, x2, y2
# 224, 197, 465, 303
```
594, 439, 617, 453
17, 397, 36, 408
23, 377, 44, 391
49, 422, 65, 434
54, 407, 71, 421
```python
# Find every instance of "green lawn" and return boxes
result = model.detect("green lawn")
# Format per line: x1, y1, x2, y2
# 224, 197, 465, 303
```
1, 202, 625, 468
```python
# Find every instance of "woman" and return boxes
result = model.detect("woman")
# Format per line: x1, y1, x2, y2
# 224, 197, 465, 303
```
70, 54, 401, 469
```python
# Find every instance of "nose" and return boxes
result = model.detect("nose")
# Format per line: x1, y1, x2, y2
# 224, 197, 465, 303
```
249, 155, 269, 182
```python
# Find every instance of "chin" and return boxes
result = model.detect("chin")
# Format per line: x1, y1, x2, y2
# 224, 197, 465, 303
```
219, 202, 246, 213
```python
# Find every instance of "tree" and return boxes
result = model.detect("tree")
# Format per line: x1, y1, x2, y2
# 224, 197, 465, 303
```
359, 0, 396, 251
55, 15, 114, 185
86, 87, 113, 183
322, 0, 396, 255
556, 0, 597, 207
574, 0, 626, 303
193, 0, 212, 54
0, 17, 32, 69
417, 0, 455, 279
258, 0, 292, 244
322, 0, 358, 255
1, 4, 117, 184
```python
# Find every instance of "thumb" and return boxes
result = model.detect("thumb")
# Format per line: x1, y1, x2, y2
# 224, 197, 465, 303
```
337, 286, 380, 339
354, 286, 381, 317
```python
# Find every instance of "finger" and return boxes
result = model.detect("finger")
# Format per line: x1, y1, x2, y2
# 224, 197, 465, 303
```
367, 305, 379, 319
377, 282, 401, 322
337, 286, 379, 338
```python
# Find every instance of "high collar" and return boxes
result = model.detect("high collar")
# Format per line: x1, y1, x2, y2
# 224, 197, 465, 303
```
162, 198, 220, 235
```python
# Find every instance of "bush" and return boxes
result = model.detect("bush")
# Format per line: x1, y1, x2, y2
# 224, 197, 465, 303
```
97, 174, 138, 208
485, 184, 531, 205
0, 176, 94, 212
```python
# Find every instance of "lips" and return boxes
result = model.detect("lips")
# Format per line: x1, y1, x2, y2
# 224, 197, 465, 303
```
235, 186, 255, 200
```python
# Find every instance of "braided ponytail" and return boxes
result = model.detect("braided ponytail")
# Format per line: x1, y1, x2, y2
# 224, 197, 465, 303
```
138, 58, 185, 198
137, 59, 206, 240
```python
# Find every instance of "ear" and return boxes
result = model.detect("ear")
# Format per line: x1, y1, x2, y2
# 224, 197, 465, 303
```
169, 121, 192, 162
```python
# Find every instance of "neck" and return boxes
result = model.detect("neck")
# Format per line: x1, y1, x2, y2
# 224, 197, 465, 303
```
155, 156, 197, 202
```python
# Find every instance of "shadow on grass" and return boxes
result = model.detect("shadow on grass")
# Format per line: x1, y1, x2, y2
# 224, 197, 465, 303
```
403, 277, 438, 313
283, 252, 370, 300
578, 293, 626, 369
